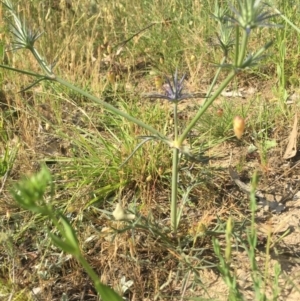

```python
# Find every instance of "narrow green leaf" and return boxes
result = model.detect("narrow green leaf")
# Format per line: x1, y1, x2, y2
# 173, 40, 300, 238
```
59, 214, 80, 256
48, 232, 78, 255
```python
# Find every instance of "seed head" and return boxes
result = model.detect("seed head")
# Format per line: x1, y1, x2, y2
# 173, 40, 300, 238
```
233, 116, 245, 139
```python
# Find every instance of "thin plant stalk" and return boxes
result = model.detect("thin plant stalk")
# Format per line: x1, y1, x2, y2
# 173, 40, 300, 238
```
30, 47, 54, 77
237, 30, 249, 66
0, 62, 168, 143
171, 147, 179, 232
0, 63, 47, 78
205, 56, 226, 99
55, 76, 166, 140
178, 69, 235, 146
171, 102, 179, 232
174, 102, 178, 142
235, 25, 240, 67
178, 28, 250, 146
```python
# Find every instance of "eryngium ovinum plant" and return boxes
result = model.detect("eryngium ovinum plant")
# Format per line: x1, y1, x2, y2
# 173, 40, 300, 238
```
2, 0, 279, 298
3, 1, 277, 239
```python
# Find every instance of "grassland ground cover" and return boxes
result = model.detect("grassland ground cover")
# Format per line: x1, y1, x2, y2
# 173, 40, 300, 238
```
0, 0, 300, 300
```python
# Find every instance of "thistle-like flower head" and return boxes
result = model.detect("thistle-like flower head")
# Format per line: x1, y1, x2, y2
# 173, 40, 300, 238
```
144, 70, 204, 103
4, 0, 42, 51
227, 0, 278, 34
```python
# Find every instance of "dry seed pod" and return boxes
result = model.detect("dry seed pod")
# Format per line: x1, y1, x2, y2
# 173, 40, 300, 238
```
233, 116, 245, 139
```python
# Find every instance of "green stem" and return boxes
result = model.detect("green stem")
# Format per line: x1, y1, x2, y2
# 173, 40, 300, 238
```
31, 47, 54, 76
178, 70, 236, 145
238, 30, 249, 67
178, 27, 251, 145
171, 101, 179, 233
0, 62, 168, 142
171, 147, 179, 233
235, 25, 240, 67
54, 76, 165, 139
174, 102, 178, 141
0, 64, 46, 78
205, 56, 226, 100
